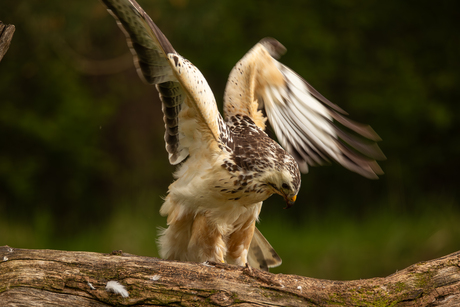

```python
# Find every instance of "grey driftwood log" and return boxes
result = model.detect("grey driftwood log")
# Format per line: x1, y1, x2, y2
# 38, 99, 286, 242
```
0, 246, 459, 306
0, 22, 15, 62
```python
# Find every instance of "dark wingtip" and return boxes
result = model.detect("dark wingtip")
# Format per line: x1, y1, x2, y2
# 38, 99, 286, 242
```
259, 37, 287, 59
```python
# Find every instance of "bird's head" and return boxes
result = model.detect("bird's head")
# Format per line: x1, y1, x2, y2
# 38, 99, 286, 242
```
261, 154, 301, 209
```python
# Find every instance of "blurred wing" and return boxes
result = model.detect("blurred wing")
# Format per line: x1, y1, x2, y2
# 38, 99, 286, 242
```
102, 0, 224, 164
225, 38, 385, 179
247, 227, 282, 271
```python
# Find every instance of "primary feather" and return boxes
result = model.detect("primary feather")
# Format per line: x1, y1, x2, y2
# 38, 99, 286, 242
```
102, 0, 384, 270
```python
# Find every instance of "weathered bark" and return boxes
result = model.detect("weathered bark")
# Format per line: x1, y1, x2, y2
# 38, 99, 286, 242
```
0, 22, 15, 62
0, 246, 459, 306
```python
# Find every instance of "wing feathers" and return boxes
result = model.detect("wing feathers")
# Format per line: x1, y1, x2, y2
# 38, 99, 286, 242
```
128, 0, 176, 55
329, 111, 382, 141
224, 38, 384, 178
301, 78, 348, 115
333, 126, 385, 160
277, 63, 385, 178
157, 81, 189, 164
166, 54, 224, 143
103, 0, 175, 84
103, 0, 225, 164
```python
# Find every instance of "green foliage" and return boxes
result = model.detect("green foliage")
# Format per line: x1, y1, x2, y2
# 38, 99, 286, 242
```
0, 0, 459, 279
260, 196, 460, 279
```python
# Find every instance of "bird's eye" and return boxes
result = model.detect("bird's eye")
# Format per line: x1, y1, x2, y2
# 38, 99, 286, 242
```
281, 183, 289, 189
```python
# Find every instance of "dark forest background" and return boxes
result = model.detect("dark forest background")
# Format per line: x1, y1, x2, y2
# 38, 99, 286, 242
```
1, 0, 459, 279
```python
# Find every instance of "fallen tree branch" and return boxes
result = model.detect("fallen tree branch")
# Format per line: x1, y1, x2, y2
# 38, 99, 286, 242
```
0, 22, 15, 62
1, 246, 459, 306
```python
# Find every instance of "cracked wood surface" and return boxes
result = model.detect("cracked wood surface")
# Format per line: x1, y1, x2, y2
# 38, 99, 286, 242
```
0, 246, 459, 306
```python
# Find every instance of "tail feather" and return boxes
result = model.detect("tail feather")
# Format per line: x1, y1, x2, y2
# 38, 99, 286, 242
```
247, 227, 282, 271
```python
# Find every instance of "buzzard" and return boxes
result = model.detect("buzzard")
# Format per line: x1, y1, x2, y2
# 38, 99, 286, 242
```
102, 0, 384, 270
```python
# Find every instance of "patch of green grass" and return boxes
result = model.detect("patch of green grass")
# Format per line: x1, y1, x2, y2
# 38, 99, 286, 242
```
0, 194, 165, 258
259, 198, 460, 280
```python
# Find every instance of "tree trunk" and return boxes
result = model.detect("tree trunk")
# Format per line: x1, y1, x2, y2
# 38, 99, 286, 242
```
0, 22, 15, 62
1, 246, 459, 306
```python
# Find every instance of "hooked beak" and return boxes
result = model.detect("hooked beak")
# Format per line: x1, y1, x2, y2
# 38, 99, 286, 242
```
284, 194, 297, 209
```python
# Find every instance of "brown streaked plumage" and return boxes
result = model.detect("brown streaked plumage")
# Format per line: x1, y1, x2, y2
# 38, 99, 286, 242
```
102, 0, 385, 270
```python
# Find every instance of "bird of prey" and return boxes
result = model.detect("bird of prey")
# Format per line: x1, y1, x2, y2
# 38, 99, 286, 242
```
102, 0, 384, 270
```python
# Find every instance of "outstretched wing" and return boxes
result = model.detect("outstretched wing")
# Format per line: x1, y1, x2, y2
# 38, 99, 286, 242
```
102, 0, 225, 164
224, 38, 385, 179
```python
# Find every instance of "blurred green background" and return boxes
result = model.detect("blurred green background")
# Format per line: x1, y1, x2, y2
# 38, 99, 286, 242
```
1, 0, 459, 280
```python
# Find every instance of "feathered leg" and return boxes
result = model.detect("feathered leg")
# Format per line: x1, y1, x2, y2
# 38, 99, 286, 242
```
226, 218, 256, 266
188, 212, 226, 263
